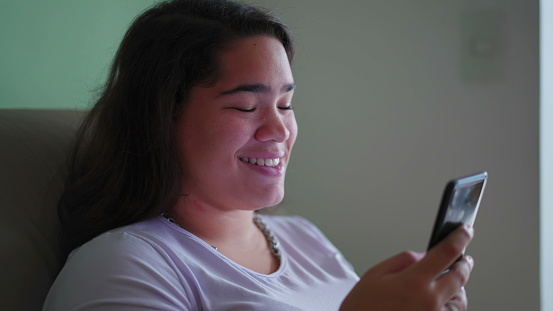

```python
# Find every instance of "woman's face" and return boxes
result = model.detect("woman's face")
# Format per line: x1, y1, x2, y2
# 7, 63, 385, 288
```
176, 35, 297, 212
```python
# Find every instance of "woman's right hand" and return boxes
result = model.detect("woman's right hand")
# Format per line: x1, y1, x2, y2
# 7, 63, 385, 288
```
340, 225, 474, 311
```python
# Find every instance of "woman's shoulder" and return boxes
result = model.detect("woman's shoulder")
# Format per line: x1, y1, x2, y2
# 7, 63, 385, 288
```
44, 217, 198, 310
71, 217, 170, 253
61, 217, 176, 275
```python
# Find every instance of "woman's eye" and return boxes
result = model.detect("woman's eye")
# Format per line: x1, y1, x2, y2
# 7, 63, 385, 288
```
279, 105, 293, 110
232, 107, 256, 112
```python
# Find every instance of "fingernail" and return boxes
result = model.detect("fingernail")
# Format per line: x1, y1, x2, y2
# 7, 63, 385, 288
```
466, 255, 474, 267
464, 224, 474, 236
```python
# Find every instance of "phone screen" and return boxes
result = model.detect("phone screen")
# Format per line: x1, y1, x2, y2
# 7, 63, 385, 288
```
427, 172, 487, 250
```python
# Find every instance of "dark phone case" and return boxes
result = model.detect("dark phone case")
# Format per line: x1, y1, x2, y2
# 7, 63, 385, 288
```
427, 171, 488, 250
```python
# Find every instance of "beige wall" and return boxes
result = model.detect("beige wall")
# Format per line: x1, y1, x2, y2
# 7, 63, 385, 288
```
253, 0, 539, 310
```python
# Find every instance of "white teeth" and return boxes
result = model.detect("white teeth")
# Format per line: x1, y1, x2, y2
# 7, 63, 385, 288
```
240, 157, 281, 167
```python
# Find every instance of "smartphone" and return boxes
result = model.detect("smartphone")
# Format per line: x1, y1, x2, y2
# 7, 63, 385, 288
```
427, 171, 488, 251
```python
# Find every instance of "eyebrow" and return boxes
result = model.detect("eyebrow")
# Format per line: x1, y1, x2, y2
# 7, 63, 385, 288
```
219, 83, 296, 96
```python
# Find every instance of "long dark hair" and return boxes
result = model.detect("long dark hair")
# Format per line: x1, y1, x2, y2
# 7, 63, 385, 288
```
58, 0, 294, 259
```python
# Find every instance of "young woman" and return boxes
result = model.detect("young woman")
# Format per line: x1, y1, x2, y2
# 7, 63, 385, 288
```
43, 0, 473, 310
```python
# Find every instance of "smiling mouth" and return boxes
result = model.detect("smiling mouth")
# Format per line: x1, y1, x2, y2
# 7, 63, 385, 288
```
239, 157, 281, 167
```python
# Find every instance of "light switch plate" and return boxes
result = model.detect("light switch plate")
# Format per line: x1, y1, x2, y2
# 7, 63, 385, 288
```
460, 10, 505, 83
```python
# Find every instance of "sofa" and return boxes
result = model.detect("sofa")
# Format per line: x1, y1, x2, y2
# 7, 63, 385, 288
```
0, 109, 83, 311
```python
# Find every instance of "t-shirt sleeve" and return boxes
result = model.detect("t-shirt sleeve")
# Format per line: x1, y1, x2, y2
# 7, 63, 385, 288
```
43, 231, 197, 311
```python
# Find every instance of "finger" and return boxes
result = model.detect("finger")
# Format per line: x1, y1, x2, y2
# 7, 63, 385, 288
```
365, 251, 425, 278
416, 225, 474, 278
437, 255, 474, 298
441, 287, 467, 311
442, 302, 463, 311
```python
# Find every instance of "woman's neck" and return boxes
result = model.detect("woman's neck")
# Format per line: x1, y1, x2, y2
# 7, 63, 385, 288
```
173, 210, 258, 246
167, 196, 279, 274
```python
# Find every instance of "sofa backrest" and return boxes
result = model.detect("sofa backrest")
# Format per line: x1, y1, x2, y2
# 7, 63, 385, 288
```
0, 109, 83, 311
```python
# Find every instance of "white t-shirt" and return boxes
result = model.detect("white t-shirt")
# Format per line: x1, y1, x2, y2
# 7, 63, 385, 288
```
43, 215, 359, 310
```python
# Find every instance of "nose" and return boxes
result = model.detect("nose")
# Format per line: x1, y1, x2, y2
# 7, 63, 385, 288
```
254, 108, 290, 143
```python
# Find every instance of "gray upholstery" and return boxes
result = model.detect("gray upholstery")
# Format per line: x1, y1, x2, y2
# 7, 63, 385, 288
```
0, 110, 82, 311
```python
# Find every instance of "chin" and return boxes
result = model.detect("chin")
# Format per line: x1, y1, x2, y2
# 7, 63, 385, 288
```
247, 191, 285, 210
265, 192, 285, 208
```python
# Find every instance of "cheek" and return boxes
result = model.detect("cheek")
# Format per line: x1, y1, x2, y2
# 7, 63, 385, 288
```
193, 118, 253, 159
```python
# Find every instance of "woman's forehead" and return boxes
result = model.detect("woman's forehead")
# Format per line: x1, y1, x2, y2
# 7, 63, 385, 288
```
214, 36, 293, 86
